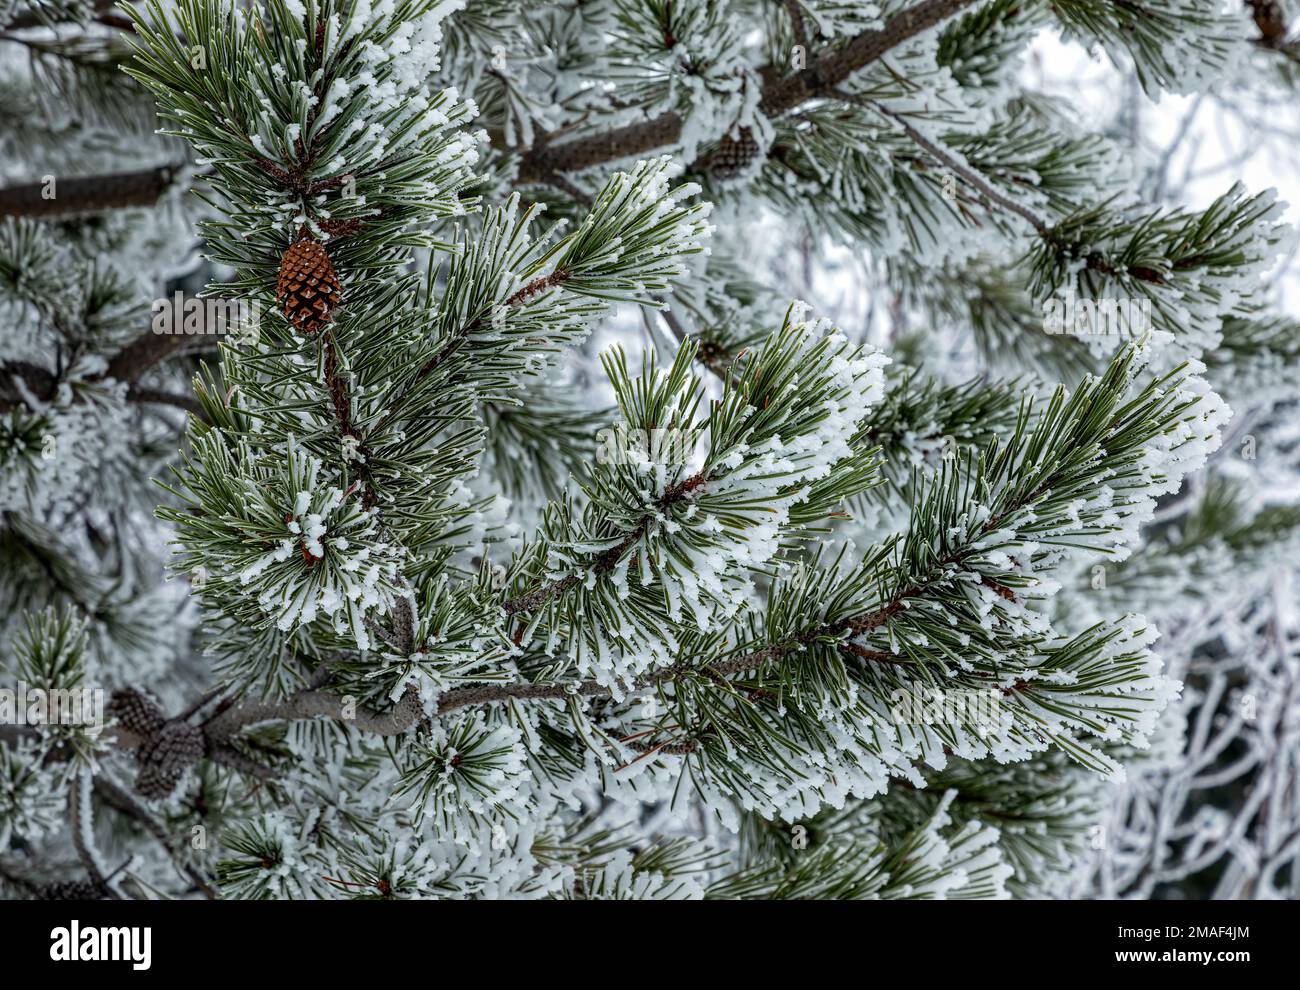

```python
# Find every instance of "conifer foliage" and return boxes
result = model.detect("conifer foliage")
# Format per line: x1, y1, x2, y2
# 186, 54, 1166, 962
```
1, 0, 1298, 900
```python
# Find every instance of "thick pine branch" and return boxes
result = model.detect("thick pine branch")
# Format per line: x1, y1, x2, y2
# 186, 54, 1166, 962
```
3, 0, 123, 30
1, 331, 203, 414
0, 163, 182, 218
515, 0, 978, 180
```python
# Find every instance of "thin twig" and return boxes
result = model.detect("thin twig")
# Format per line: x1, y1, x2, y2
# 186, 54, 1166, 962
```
68, 769, 118, 899
93, 774, 218, 899
835, 89, 1052, 237
499, 471, 706, 614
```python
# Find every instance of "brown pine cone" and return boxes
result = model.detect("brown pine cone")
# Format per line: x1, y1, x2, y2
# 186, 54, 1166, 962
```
277, 236, 342, 334
135, 720, 205, 800
707, 128, 763, 181
107, 687, 166, 740
1249, 1, 1288, 45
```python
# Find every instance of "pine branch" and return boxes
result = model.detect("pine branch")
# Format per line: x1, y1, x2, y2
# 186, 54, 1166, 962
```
3, 0, 121, 30
0, 163, 183, 218
206, 683, 426, 743
0, 359, 57, 409
67, 770, 117, 899
439, 680, 609, 713
125, 383, 205, 417
185, 588, 897, 748
504, 267, 571, 306
104, 328, 200, 383
92, 773, 217, 898
759, 0, 978, 115
366, 265, 574, 447
778, 0, 813, 54
159, 639, 799, 750
127, 348, 1208, 766
499, 471, 706, 615
657, 301, 732, 381
1, 329, 203, 414
515, 0, 978, 180
834, 89, 1052, 236
376, 264, 576, 436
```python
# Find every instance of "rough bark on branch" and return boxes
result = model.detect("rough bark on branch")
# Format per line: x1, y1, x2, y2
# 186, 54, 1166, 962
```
206, 684, 426, 743
514, 0, 977, 180
3, 0, 121, 31
0, 164, 181, 219
1, 332, 205, 415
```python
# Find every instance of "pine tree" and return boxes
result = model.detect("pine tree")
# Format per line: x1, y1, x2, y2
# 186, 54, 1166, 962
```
1, 0, 1298, 901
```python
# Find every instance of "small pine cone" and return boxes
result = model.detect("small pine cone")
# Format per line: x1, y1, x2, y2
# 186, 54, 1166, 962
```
107, 687, 166, 740
1251, 1, 1288, 44
708, 128, 762, 181
135, 720, 205, 800
37, 880, 108, 900
277, 236, 342, 334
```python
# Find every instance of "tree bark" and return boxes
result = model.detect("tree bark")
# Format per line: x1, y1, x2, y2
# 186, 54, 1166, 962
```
0, 164, 181, 219
516, 0, 977, 181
